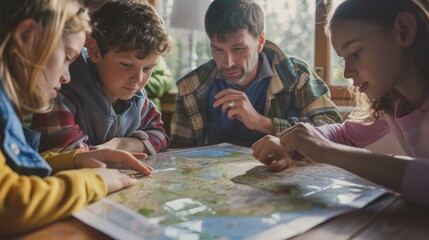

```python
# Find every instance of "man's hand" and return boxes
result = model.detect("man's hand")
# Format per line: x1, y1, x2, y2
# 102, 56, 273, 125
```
213, 88, 274, 134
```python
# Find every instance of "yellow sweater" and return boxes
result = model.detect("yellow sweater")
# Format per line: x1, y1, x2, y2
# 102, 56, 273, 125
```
0, 150, 107, 236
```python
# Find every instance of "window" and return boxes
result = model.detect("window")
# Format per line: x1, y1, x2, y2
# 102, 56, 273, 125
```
329, 0, 348, 87
314, 0, 351, 102
261, 0, 316, 70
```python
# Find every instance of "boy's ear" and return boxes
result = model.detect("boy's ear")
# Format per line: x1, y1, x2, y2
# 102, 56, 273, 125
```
13, 19, 39, 50
395, 11, 417, 47
86, 37, 102, 63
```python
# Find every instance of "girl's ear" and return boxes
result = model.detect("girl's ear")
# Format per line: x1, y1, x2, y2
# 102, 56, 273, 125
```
13, 19, 39, 50
395, 11, 417, 47
86, 37, 102, 63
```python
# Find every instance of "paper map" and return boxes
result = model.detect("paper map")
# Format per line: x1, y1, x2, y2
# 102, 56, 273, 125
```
74, 143, 387, 239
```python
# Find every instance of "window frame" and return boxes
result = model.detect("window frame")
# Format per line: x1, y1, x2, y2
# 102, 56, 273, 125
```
314, 0, 350, 104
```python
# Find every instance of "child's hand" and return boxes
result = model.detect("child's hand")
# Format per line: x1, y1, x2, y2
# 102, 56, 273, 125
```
252, 135, 290, 171
93, 168, 138, 193
279, 123, 330, 163
74, 148, 153, 175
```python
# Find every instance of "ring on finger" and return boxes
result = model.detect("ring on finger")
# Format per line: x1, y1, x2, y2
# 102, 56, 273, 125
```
228, 100, 235, 109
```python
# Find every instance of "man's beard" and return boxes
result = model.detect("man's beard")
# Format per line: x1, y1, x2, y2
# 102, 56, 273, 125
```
222, 54, 259, 86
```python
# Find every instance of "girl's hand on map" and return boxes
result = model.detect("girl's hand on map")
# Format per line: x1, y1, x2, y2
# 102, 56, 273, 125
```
278, 123, 331, 163
93, 168, 138, 193
251, 135, 290, 171
74, 148, 153, 175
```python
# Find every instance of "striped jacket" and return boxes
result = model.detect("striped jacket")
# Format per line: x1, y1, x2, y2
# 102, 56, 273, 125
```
170, 40, 342, 148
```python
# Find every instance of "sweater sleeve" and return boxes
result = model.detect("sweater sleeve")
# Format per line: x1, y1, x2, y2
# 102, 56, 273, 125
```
40, 149, 84, 173
316, 119, 390, 147
0, 151, 107, 236
132, 95, 169, 153
402, 158, 429, 206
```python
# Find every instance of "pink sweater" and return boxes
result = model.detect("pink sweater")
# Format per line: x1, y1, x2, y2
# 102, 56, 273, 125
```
317, 99, 429, 206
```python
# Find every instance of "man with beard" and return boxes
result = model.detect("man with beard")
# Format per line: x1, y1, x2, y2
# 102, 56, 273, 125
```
170, 0, 342, 148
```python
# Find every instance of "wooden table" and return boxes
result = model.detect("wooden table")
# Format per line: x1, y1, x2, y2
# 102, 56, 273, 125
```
13, 193, 429, 240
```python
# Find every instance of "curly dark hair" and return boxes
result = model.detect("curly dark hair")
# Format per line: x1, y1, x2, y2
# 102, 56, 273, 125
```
91, 0, 171, 59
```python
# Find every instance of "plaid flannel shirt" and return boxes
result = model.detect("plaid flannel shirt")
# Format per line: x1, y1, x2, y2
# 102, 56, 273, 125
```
170, 40, 342, 148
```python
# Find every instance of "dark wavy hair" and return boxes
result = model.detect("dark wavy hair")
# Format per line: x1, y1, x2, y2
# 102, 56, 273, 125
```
91, 0, 171, 59
205, 0, 265, 41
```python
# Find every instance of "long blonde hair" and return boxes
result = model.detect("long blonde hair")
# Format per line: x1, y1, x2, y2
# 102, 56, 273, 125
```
0, 0, 90, 116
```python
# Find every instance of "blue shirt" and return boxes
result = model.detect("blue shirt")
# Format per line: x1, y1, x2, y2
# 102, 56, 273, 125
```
207, 52, 273, 146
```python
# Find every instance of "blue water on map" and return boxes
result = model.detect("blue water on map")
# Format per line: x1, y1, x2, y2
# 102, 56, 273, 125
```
163, 208, 349, 240
175, 148, 233, 158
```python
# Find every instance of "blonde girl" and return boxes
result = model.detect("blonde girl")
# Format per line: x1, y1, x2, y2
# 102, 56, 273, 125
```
0, 0, 152, 235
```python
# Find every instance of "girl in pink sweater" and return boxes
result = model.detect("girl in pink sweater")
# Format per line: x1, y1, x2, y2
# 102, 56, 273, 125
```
252, 0, 429, 206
